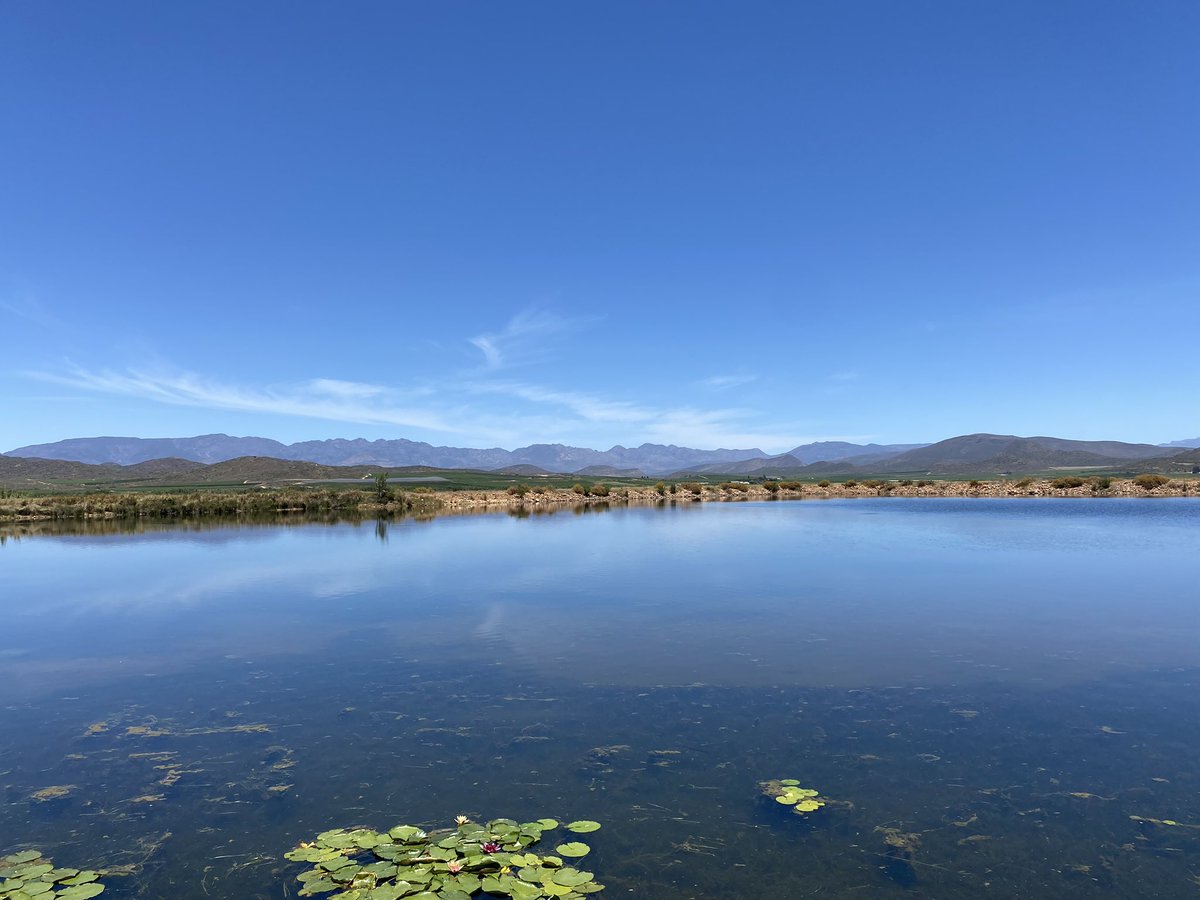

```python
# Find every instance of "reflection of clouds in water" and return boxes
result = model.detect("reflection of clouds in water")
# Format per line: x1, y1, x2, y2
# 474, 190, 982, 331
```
473, 602, 507, 641
6, 503, 1198, 694
4, 552, 383, 618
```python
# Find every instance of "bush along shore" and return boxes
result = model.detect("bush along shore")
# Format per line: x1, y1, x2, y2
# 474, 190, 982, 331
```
0, 476, 1193, 522
0, 488, 439, 522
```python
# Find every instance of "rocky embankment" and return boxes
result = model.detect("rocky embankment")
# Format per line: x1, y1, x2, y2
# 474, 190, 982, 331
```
433, 477, 1196, 511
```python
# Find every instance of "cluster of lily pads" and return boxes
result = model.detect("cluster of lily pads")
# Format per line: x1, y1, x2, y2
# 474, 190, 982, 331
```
0, 851, 106, 899
285, 817, 604, 899
759, 779, 827, 815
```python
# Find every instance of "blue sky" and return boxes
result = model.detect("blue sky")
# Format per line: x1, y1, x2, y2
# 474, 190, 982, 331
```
2, 1, 1197, 454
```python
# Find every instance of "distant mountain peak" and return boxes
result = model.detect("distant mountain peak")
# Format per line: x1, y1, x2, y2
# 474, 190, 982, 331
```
5, 431, 1185, 478
5, 434, 771, 477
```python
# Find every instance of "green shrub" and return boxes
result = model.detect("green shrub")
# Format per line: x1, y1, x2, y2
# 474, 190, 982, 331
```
1089, 476, 1112, 491
817, 480, 831, 488
720, 482, 750, 493
1013, 477, 1033, 489
374, 472, 394, 502
779, 481, 802, 490
683, 482, 703, 495
1133, 474, 1170, 490
898, 479, 913, 487
763, 481, 780, 493
1050, 477, 1085, 489
506, 483, 530, 497
916, 480, 933, 488
842, 480, 858, 488
588, 483, 610, 497
572, 483, 586, 495
654, 481, 667, 496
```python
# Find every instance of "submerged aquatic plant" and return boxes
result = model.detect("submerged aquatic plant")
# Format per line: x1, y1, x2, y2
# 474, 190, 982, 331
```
0, 850, 107, 898
285, 816, 604, 898
759, 778, 828, 815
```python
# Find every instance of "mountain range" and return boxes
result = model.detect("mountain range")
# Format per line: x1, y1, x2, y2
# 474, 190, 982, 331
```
4, 434, 923, 476
4, 432, 1199, 479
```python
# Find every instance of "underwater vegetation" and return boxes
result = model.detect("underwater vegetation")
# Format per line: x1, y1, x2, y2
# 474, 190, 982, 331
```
285, 817, 605, 899
0, 850, 107, 899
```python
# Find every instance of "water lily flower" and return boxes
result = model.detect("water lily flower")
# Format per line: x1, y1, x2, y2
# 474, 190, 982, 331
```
447, 861, 464, 874
455, 815, 471, 825
480, 841, 502, 854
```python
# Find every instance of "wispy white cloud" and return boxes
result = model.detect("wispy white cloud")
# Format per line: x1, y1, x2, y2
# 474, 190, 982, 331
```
469, 379, 817, 451
700, 374, 758, 390
30, 365, 460, 433
28, 300, 838, 451
0, 292, 59, 329
474, 381, 659, 426
468, 309, 594, 370
307, 378, 386, 400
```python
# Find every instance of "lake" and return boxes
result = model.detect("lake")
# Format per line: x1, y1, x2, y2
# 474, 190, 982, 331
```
2, 499, 1199, 898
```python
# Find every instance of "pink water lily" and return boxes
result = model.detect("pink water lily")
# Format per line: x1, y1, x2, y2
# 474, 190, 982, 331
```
447, 860, 464, 874
480, 841, 502, 854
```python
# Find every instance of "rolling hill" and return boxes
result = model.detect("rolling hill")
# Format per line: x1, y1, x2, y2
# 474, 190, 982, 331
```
861, 434, 1165, 476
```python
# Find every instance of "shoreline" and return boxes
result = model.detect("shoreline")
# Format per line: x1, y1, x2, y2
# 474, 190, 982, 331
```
0, 477, 1194, 524
434, 477, 1194, 510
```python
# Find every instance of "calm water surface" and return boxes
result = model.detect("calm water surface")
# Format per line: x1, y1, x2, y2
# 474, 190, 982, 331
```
2, 499, 1199, 897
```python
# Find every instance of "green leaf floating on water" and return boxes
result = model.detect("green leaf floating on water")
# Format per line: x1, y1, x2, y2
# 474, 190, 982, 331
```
554, 842, 590, 858
388, 826, 427, 843
285, 816, 605, 897
3, 851, 44, 866
565, 821, 601, 834
552, 868, 594, 886
55, 887, 106, 900
0, 850, 108, 900
759, 778, 828, 816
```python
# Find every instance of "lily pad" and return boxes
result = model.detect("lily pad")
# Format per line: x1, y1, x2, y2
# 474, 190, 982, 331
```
551, 868, 593, 886
554, 843, 590, 858
4, 852, 42, 865
57, 887, 106, 900
388, 826, 427, 843
565, 821, 601, 834
760, 778, 830, 817
287, 815, 604, 897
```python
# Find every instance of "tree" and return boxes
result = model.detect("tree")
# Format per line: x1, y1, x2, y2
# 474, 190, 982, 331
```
374, 472, 393, 502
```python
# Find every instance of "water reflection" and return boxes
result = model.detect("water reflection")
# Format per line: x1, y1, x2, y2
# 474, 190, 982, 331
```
2, 500, 1199, 898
